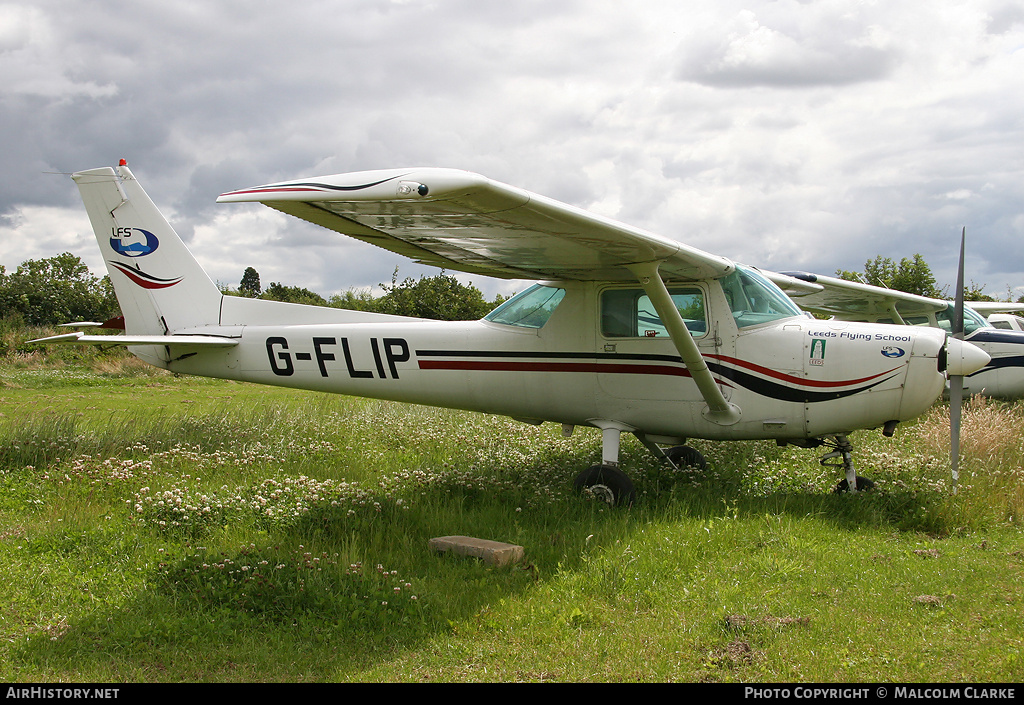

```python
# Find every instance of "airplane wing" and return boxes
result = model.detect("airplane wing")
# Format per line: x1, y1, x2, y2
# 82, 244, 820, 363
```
759, 270, 825, 297
777, 271, 948, 321
217, 168, 736, 282
967, 301, 1024, 316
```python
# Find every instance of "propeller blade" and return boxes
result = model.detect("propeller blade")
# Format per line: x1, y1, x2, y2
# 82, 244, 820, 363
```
950, 227, 966, 494
954, 227, 965, 339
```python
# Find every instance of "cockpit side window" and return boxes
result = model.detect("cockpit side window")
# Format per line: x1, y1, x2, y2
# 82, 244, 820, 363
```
484, 284, 566, 328
601, 287, 707, 338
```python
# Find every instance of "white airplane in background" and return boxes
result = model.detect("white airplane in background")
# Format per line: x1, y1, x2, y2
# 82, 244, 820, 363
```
966, 301, 1024, 333
985, 313, 1024, 332
31, 162, 989, 502
776, 270, 1024, 401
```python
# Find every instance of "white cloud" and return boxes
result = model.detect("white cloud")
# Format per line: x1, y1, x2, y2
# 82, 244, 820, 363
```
0, 205, 101, 273
674, 5, 899, 88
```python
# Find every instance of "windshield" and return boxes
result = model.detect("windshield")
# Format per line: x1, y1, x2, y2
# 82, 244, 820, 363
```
484, 284, 566, 328
935, 304, 990, 336
720, 266, 803, 328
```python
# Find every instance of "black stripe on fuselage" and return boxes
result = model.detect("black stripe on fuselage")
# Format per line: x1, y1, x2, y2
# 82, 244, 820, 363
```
415, 349, 900, 404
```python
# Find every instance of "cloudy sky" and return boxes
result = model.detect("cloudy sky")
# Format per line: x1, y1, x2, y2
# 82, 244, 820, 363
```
2, 0, 1023, 302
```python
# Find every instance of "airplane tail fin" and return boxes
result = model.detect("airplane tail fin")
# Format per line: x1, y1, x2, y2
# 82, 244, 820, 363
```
72, 164, 222, 336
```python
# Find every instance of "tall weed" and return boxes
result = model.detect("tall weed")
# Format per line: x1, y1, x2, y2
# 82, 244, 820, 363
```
910, 395, 1024, 527
1, 318, 149, 377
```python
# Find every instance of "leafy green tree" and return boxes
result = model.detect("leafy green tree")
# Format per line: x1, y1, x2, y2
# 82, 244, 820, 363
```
964, 282, 993, 302
239, 267, 262, 298
838, 254, 942, 298
261, 282, 328, 306
327, 288, 377, 311
372, 269, 497, 320
0, 253, 120, 325
327, 270, 506, 320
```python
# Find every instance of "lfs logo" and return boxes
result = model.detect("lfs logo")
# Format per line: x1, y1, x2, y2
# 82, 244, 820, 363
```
110, 227, 158, 257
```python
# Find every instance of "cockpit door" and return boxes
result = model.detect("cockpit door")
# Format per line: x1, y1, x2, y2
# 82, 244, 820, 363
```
596, 284, 728, 402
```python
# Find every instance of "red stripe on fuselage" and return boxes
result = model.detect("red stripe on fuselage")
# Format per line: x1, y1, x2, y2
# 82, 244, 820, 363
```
418, 353, 901, 389
418, 359, 697, 378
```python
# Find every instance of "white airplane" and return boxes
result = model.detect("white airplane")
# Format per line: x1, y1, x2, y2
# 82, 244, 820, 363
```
985, 312, 1024, 332
966, 301, 1024, 333
31, 162, 990, 502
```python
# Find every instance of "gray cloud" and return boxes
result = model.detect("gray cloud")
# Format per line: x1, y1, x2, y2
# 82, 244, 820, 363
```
1, 0, 1022, 302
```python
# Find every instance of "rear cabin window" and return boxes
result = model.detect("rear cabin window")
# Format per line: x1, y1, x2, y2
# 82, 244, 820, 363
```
484, 284, 566, 329
601, 287, 707, 338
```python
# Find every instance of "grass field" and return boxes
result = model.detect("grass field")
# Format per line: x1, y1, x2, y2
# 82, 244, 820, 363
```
1, 351, 1022, 683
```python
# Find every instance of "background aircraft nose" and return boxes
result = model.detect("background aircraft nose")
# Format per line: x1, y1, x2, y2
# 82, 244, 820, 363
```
945, 337, 990, 377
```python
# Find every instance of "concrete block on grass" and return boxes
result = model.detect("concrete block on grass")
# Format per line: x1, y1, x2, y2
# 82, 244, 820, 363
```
429, 535, 524, 566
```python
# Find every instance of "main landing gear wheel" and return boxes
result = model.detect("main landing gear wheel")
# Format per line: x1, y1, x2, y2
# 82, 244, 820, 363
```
664, 445, 707, 471
573, 464, 636, 507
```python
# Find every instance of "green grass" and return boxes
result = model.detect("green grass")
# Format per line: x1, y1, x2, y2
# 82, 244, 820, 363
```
1, 360, 1022, 683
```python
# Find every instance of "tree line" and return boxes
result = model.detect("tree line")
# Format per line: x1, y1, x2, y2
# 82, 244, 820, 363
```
835, 254, 1015, 302
0, 255, 507, 326
230, 265, 507, 321
1, 251, 1018, 328
0, 253, 120, 326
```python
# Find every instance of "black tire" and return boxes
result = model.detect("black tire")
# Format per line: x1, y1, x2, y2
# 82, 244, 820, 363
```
834, 476, 876, 494
573, 464, 636, 507
664, 445, 707, 471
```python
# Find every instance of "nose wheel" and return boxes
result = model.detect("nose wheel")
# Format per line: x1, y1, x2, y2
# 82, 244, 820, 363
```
820, 434, 874, 493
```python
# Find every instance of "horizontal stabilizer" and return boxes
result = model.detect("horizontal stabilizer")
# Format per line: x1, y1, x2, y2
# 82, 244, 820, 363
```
29, 332, 239, 347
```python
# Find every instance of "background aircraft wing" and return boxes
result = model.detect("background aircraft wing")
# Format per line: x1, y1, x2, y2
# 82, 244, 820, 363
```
218, 168, 734, 282
967, 301, 1024, 316
759, 269, 825, 297
777, 271, 948, 320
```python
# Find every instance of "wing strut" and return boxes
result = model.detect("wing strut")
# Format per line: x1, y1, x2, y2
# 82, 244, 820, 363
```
886, 302, 906, 325
627, 262, 741, 426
